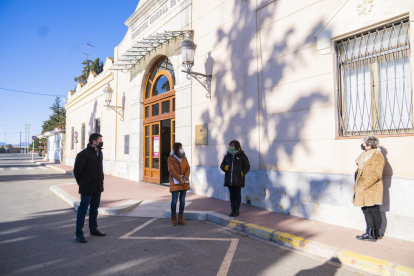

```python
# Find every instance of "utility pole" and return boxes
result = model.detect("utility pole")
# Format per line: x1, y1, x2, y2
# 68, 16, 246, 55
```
78, 43, 95, 75
25, 124, 28, 154
20, 132, 21, 153
28, 124, 30, 154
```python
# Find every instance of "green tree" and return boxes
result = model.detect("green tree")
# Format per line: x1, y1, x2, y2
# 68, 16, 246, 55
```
74, 58, 104, 91
41, 97, 66, 133
0, 145, 4, 148
7, 144, 13, 148
74, 59, 92, 85
90, 58, 103, 75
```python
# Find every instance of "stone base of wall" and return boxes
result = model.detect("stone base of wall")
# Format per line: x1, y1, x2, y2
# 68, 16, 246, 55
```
65, 158, 140, 182
190, 166, 414, 242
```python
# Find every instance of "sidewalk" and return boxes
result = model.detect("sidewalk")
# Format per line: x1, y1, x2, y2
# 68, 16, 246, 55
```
37, 160, 414, 275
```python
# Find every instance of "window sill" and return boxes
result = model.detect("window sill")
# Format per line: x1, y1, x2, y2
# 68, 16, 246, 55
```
336, 133, 414, 140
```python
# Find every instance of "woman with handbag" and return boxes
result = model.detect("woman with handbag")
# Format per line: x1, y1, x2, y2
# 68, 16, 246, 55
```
354, 135, 385, 242
168, 142, 190, 226
220, 140, 250, 217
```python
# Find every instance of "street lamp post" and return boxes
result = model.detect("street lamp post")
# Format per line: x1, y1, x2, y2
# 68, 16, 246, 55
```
103, 84, 124, 121
181, 32, 212, 98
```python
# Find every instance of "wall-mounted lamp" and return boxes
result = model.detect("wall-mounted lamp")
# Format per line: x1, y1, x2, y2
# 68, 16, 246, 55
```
181, 32, 212, 98
104, 83, 124, 121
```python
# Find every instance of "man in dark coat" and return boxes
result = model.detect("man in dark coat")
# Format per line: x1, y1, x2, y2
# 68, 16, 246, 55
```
73, 133, 105, 243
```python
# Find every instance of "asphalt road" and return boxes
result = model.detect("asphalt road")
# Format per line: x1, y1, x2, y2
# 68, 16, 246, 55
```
0, 154, 369, 276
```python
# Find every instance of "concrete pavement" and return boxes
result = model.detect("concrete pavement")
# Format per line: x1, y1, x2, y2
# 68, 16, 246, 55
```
0, 154, 365, 275
37, 160, 414, 275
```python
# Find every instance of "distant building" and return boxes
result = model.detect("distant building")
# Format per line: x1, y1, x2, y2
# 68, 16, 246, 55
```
37, 126, 65, 163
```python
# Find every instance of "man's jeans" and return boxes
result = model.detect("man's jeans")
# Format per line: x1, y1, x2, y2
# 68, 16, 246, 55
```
76, 193, 101, 237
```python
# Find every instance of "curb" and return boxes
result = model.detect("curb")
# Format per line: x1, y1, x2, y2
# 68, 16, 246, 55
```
164, 210, 414, 276
50, 185, 142, 216
31, 161, 74, 176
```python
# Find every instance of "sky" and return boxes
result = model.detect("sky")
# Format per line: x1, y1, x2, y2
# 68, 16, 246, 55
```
0, 0, 139, 145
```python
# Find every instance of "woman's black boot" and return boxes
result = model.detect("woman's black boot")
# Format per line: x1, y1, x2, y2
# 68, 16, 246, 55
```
229, 210, 235, 217
356, 228, 376, 242
233, 210, 239, 217
374, 228, 382, 240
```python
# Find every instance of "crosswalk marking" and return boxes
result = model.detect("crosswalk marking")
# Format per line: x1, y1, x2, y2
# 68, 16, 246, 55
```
39, 167, 48, 169
25, 167, 34, 170
0, 168, 4, 171
10, 167, 19, 170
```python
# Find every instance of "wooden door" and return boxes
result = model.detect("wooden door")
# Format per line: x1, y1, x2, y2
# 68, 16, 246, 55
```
143, 121, 161, 183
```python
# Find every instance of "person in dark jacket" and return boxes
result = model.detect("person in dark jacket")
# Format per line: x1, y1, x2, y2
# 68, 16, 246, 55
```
220, 140, 250, 217
73, 133, 105, 243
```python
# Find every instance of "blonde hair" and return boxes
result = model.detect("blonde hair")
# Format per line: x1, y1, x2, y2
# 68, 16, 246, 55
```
363, 135, 379, 148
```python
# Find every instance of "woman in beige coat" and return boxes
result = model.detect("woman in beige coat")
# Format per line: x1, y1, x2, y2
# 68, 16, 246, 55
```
168, 142, 190, 226
354, 135, 385, 242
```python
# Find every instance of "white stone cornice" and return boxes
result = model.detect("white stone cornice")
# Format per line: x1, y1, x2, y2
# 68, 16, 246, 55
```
125, 0, 169, 29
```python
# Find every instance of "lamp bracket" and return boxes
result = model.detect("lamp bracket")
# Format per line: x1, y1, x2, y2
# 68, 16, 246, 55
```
182, 70, 212, 98
105, 104, 124, 121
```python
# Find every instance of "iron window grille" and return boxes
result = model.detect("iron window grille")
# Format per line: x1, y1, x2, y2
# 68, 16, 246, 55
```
336, 19, 412, 136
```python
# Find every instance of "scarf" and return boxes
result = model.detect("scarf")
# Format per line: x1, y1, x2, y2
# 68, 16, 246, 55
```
229, 149, 239, 156
355, 148, 381, 170
170, 151, 184, 163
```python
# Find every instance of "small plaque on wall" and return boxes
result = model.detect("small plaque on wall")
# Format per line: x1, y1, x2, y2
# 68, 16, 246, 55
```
195, 124, 208, 145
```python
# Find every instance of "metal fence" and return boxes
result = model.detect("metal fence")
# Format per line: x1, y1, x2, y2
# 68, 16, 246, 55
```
336, 19, 412, 136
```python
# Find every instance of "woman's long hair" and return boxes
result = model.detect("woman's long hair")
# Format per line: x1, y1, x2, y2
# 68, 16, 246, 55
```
172, 142, 183, 157
229, 140, 244, 153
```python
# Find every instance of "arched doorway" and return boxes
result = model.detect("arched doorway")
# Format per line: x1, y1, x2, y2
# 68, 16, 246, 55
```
143, 57, 176, 184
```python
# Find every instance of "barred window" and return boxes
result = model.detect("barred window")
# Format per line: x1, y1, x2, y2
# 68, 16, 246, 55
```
336, 20, 412, 136
71, 127, 74, 150
81, 124, 85, 149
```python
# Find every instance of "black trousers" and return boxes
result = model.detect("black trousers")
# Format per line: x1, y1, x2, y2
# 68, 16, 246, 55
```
361, 205, 382, 229
228, 186, 241, 211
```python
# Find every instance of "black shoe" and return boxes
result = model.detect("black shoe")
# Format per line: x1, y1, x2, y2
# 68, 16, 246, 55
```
90, 230, 106, 236
229, 210, 235, 217
76, 235, 87, 243
356, 228, 376, 242
374, 228, 382, 240
233, 210, 239, 217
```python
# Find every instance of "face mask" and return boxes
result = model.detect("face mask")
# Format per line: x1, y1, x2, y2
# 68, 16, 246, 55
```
179, 149, 184, 155
229, 146, 235, 151
97, 142, 103, 149
361, 143, 365, 151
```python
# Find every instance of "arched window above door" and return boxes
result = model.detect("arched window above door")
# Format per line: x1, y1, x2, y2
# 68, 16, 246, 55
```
145, 57, 175, 99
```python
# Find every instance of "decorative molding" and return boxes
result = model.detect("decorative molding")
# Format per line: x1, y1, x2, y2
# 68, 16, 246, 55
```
356, 0, 377, 16
315, 0, 412, 55
65, 73, 113, 110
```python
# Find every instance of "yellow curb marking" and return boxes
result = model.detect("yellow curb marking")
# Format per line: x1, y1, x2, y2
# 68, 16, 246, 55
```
275, 232, 304, 248
245, 223, 274, 239
340, 251, 393, 276
395, 265, 414, 276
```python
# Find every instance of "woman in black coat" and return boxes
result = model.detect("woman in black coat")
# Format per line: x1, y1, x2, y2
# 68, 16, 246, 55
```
220, 140, 250, 217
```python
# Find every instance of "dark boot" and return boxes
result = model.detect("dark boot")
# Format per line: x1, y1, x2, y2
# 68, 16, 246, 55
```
374, 228, 382, 240
233, 210, 239, 217
356, 228, 376, 242
229, 210, 235, 217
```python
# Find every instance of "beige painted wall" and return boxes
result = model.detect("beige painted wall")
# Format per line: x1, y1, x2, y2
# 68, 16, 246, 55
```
191, 0, 414, 178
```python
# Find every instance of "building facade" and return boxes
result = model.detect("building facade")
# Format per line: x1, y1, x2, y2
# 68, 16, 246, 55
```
37, 126, 65, 163
65, 0, 414, 242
